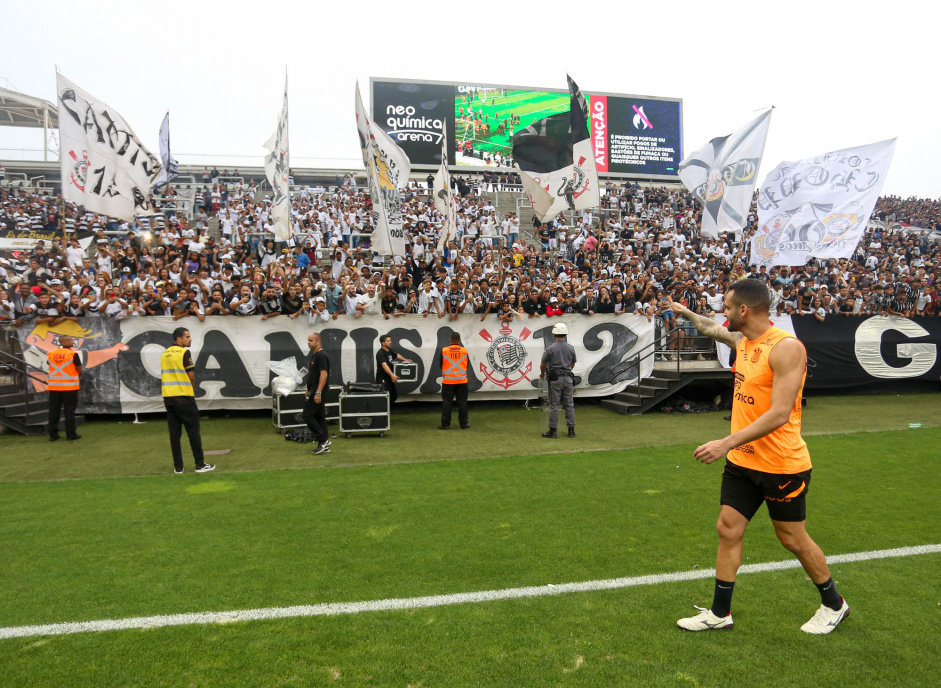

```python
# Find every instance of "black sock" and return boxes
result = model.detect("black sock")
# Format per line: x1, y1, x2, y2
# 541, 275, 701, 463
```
815, 577, 842, 610
711, 578, 735, 617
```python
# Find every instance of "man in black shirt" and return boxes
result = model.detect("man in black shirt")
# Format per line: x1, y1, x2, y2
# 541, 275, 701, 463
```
303, 332, 332, 455
375, 334, 412, 406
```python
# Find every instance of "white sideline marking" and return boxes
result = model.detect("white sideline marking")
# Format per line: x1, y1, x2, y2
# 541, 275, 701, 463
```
1, 544, 938, 640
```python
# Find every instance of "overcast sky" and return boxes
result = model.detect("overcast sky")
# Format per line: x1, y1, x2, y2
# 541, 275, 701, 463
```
2, 1, 938, 197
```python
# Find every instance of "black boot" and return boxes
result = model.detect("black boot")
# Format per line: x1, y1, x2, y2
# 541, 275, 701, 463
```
542, 428, 557, 439
567, 426, 576, 438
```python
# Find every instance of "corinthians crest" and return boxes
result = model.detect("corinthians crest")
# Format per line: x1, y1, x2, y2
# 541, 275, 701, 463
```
479, 323, 532, 389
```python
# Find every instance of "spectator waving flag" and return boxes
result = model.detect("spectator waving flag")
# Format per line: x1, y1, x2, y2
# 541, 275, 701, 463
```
354, 82, 410, 257
678, 109, 772, 239
57, 73, 160, 220
752, 139, 896, 267
513, 75, 599, 222
434, 121, 456, 254
153, 112, 179, 190
263, 73, 291, 242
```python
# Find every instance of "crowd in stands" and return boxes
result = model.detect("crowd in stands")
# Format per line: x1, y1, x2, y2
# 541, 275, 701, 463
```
2, 171, 940, 345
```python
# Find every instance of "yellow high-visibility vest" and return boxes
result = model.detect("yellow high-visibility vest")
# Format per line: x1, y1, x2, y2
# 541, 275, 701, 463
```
161, 345, 194, 397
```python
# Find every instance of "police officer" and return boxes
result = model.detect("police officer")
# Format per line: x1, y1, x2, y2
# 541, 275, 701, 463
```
439, 331, 470, 430
540, 322, 577, 438
46, 335, 82, 442
161, 327, 215, 474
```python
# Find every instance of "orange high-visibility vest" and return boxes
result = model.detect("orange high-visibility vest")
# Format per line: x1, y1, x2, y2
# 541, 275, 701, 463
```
441, 345, 468, 385
47, 347, 80, 392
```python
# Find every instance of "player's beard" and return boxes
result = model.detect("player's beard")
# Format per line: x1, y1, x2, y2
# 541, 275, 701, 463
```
727, 311, 743, 332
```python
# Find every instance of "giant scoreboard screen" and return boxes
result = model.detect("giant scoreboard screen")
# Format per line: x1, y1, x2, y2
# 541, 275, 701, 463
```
370, 77, 682, 179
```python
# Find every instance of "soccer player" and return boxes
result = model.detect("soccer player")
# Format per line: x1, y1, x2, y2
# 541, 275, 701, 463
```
666, 279, 849, 635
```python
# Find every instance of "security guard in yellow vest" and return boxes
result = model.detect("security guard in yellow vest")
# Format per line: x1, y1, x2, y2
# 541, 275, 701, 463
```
439, 331, 470, 430
161, 327, 214, 474
46, 335, 82, 442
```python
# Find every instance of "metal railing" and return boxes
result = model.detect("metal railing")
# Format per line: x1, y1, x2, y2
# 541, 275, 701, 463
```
0, 345, 47, 425
615, 321, 717, 401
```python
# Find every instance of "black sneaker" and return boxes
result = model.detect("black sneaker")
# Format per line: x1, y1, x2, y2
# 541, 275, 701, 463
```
194, 464, 216, 473
49, 434, 60, 443
174, 468, 184, 475
67, 434, 82, 441
311, 443, 330, 455
438, 425, 450, 430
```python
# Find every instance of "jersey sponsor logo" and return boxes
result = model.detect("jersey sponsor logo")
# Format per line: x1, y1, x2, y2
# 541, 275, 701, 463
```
734, 391, 756, 405
734, 443, 755, 454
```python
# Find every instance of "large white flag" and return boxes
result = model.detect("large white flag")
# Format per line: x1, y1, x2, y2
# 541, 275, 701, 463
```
153, 111, 179, 189
57, 73, 160, 219
263, 74, 291, 242
752, 139, 896, 267
355, 82, 409, 256
433, 122, 456, 254
679, 109, 772, 239
513, 75, 599, 223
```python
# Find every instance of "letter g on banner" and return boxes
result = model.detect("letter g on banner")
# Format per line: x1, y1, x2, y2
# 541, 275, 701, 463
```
854, 316, 937, 379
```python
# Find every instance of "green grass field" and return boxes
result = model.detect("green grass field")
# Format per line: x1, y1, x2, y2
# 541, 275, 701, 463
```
455, 90, 569, 156
1, 395, 940, 687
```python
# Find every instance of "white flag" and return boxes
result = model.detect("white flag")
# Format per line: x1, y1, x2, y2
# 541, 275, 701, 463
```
679, 109, 772, 239
433, 122, 456, 254
355, 82, 409, 257
57, 73, 160, 220
154, 111, 179, 189
263, 74, 291, 242
752, 139, 896, 267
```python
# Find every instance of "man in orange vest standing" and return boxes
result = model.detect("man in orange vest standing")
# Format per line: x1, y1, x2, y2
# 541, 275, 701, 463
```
439, 331, 470, 430
46, 335, 82, 442
667, 280, 848, 635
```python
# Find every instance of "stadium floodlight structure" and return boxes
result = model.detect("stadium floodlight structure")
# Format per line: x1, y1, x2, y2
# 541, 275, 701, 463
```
0, 87, 59, 161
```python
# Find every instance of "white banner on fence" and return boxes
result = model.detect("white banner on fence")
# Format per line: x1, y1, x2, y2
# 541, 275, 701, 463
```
16, 315, 651, 414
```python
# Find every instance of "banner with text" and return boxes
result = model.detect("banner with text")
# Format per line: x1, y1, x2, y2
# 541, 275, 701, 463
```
714, 314, 941, 389
17, 314, 653, 414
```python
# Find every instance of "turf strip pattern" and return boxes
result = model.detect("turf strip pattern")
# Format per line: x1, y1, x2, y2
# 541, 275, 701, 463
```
2, 543, 938, 640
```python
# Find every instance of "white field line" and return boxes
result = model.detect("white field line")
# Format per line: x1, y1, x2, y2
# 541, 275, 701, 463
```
1, 543, 938, 640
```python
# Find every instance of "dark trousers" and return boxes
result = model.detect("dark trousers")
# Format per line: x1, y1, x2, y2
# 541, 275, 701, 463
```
48, 390, 78, 438
441, 382, 468, 428
302, 393, 328, 444
165, 398, 205, 470
379, 376, 398, 406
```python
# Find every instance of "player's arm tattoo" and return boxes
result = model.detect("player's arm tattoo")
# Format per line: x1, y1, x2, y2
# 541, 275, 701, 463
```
677, 308, 742, 348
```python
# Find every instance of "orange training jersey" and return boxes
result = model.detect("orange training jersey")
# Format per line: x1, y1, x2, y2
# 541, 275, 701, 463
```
728, 326, 811, 474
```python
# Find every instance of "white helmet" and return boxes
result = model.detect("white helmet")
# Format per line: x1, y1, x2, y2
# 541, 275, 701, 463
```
551, 322, 568, 336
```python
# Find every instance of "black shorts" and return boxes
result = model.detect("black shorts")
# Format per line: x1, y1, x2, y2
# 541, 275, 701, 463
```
720, 460, 812, 522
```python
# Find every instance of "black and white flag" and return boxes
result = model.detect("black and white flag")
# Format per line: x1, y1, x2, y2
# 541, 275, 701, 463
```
355, 82, 410, 256
57, 73, 160, 220
513, 75, 599, 222
153, 112, 179, 189
752, 139, 896, 267
678, 109, 772, 239
434, 121, 455, 254
263, 73, 291, 242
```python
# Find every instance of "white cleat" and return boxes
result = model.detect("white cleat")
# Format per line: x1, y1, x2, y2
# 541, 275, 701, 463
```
677, 605, 734, 631
801, 598, 850, 634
